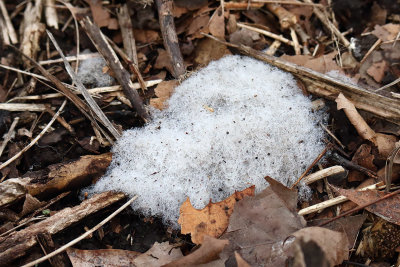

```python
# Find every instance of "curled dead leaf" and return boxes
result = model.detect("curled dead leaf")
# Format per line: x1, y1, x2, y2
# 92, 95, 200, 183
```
291, 227, 349, 266
150, 80, 178, 110
178, 186, 255, 244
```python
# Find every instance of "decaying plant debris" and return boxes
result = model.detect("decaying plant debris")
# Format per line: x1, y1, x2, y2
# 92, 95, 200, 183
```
0, 0, 400, 266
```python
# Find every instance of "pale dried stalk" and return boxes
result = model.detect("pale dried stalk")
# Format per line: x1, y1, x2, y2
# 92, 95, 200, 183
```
0, 17, 10, 45
376, 77, 400, 92
39, 52, 100, 65
303, 165, 346, 184
0, 100, 66, 171
21, 195, 138, 267
298, 183, 382, 216
265, 40, 281, 56
266, 3, 297, 29
290, 27, 301, 55
237, 23, 297, 47
360, 38, 382, 65
0, 117, 19, 157
0, 103, 48, 112
8, 80, 162, 101
0, 0, 18, 43
45, 0, 58, 29
47, 30, 121, 139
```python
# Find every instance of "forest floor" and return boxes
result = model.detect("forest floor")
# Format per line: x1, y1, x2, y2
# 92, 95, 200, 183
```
0, 0, 400, 266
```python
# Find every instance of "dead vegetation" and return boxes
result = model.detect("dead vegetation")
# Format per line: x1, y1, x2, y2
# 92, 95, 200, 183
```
0, 0, 400, 266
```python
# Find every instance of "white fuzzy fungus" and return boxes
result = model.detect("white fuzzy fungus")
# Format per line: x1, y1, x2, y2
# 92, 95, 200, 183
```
77, 51, 114, 87
85, 55, 325, 226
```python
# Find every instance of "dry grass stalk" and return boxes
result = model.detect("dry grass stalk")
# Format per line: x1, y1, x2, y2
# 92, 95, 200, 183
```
302, 0, 350, 47
80, 17, 150, 122
298, 183, 383, 216
0, 191, 126, 265
0, 0, 18, 44
44, 0, 58, 29
47, 30, 121, 139
303, 166, 346, 185
0, 117, 19, 157
237, 22, 297, 46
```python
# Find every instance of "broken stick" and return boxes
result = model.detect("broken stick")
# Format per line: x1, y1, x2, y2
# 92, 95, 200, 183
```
155, 0, 185, 79
80, 17, 149, 122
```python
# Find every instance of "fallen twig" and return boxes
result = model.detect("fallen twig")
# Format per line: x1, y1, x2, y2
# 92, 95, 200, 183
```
304, 166, 346, 185
0, 191, 126, 266
47, 30, 121, 139
298, 183, 382, 216
21, 195, 138, 267
319, 188, 400, 226
155, 0, 185, 79
80, 17, 149, 122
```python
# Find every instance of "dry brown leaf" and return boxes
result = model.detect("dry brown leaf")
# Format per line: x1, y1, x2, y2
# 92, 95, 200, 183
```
336, 93, 397, 158
310, 214, 368, 250
209, 8, 225, 39
187, 14, 210, 36
66, 248, 141, 267
281, 52, 342, 74
0, 178, 27, 207
87, 0, 118, 29
132, 29, 159, 44
154, 48, 174, 74
334, 186, 400, 226
352, 144, 377, 171
229, 28, 260, 47
162, 236, 229, 267
366, 60, 389, 83
150, 80, 178, 110
174, 0, 209, 10
132, 242, 182, 266
372, 23, 400, 42
172, 5, 188, 18
291, 227, 349, 266
194, 38, 232, 66
178, 186, 255, 244
220, 177, 306, 266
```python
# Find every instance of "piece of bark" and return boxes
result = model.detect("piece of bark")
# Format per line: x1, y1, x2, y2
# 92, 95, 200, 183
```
80, 18, 149, 122
20, 0, 45, 67
155, 0, 185, 78
0, 153, 112, 209
25, 153, 112, 198
0, 191, 126, 266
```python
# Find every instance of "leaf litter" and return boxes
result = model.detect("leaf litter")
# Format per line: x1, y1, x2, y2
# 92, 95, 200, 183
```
1, 0, 400, 266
